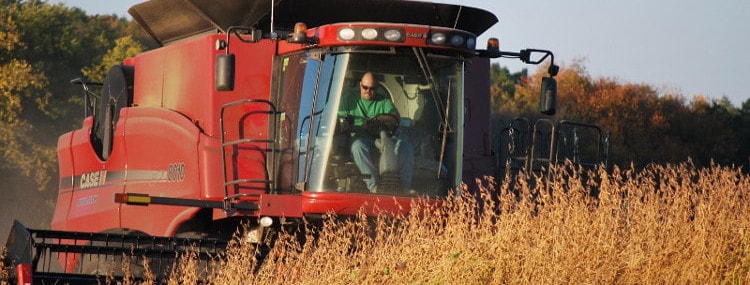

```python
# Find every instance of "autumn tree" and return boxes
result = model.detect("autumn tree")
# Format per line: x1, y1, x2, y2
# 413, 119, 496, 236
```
0, 1, 52, 189
12, 1, 145, 133
676, 96, 740, 166
0, 0, 145, 235
492, 57, 747, 170
490, 62, 527, 117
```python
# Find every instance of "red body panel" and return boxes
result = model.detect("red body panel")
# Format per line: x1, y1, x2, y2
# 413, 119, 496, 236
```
51, 126, 76, 231
53, 34, 279, 236
300, 192, 424, 216
132, 34, 274, 138
51, 116, 123, 233
117, 107, 202, 236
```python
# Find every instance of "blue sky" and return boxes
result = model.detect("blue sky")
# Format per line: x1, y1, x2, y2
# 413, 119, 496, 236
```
49, 0, 750, 107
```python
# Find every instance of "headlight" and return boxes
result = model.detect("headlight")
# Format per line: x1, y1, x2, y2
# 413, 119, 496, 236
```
466, 37, 476, 49
451, 35, 465, 46
361, 28, 378, 40
428, 29, 476, 51
431, 32, 447, 45
335, 26, 405, 43
383, 29, 402, 42
260, 216, 273, 227
338, 28, 356, 40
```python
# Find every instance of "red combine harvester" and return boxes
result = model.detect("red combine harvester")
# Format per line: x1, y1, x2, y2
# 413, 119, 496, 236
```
3, 0, 580, 283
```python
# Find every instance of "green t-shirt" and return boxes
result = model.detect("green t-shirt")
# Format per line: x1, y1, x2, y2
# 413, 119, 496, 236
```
338, 89, 396, 127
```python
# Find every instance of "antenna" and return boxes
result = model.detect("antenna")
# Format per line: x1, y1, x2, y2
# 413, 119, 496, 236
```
270, 0, 276, 38
453, 6, 462, 29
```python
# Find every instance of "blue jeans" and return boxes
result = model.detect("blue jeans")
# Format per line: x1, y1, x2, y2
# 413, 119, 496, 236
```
350, 136, 414, 190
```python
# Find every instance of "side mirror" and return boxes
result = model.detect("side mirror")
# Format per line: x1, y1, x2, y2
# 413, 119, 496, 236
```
215, 53, 235, 91
540, 77, 557, 115
494, 47, 558, 114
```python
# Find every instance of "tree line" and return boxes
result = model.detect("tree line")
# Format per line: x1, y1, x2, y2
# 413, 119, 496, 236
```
0, 0, 148, 232
490, 60, 749, 171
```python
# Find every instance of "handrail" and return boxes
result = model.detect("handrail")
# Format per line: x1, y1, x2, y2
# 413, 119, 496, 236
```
557, 120, 605, 168
529, 119, 555, 172
219, 99, 279, 204
495, 117, 609, 175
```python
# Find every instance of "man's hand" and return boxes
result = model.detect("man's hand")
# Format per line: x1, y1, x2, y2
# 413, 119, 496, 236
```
337, 115, 354, 134
363, 113, 399, 137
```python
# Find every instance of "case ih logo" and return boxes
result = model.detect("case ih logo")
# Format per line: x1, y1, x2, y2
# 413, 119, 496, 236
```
80, 170, 107, 189
406, 32, 427, 39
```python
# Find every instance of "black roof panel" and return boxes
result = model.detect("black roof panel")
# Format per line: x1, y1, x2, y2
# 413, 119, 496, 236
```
129, 0, 498, 46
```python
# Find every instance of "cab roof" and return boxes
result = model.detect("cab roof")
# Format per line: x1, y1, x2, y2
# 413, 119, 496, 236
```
128, 0, 498, 46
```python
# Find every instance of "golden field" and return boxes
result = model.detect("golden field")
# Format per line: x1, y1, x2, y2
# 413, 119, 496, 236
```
3, 162, 750, 284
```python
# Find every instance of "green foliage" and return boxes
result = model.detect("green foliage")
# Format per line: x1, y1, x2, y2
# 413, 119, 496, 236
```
0, 0, 146, 190
490, 63, 529, 118
83, 35, 144, 82
0, 2, 51, 190
0, 0, 147, 241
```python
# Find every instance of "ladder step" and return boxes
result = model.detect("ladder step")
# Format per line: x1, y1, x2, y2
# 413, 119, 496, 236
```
223, 138, 275, 147
224, 179, 273, 187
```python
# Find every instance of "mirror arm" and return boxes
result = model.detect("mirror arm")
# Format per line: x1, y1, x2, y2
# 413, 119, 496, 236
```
496, 49, 559, 78
497, 51, 520, 59
214, 26, 261, 92
495, 48, 560, 115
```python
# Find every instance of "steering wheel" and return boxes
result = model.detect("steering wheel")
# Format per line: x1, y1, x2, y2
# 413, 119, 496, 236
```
363, 113, 399, 137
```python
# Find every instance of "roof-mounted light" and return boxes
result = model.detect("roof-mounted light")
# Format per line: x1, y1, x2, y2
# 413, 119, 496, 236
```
467, 38, 476, 49
383, 29, 402, 42
451, 35, 465, 46
477, 38, 501, 58
487, 38, 500, 50
336, 26, 405, 43
431, 32, 447, 45
361, 28, 378, 40
428, 30, 476, 51
287, 22, 309, 44
338, 28, 356, 41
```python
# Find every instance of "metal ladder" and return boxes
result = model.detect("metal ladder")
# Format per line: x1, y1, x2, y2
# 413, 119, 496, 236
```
219, 99, 279, 200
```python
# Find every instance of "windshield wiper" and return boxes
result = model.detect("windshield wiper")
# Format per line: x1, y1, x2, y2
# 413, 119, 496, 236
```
412, 47, 452, 178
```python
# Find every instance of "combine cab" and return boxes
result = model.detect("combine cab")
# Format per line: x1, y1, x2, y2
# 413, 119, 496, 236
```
3, 0, 598, 283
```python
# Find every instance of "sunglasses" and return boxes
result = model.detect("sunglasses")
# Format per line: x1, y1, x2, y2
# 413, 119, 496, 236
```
360, 84, 377, 91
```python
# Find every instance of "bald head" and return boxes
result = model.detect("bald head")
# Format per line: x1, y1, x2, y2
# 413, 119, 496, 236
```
359, 72, 378, 100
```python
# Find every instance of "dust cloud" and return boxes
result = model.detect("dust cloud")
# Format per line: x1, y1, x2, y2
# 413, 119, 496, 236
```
1, 170, 56, 246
